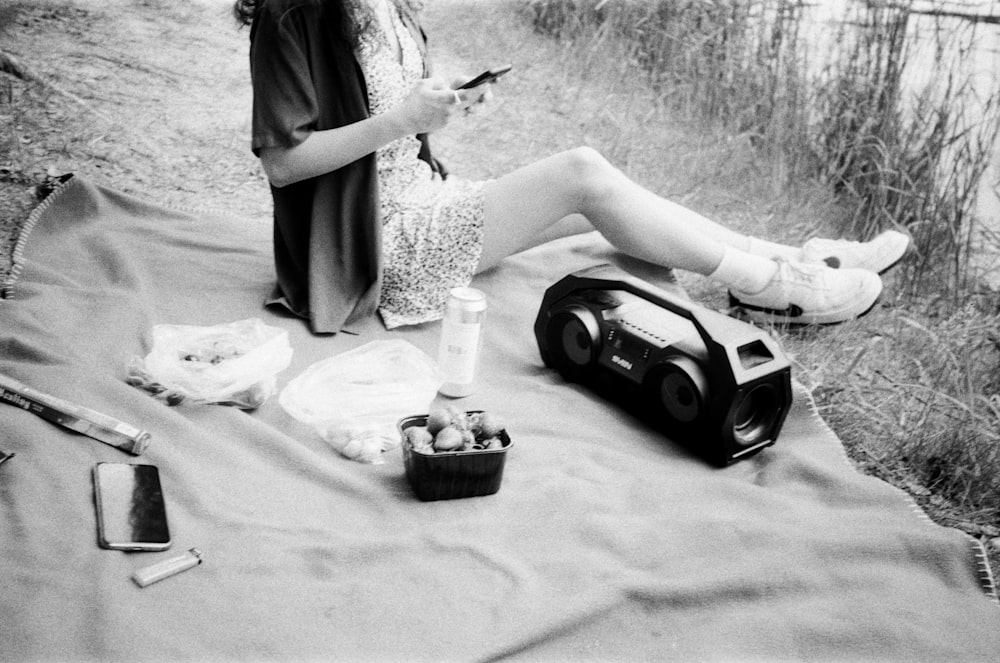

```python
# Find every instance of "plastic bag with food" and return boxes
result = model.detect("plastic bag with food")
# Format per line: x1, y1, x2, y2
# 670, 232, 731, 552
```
127, 318, 293, 409
279, 340, 442, 464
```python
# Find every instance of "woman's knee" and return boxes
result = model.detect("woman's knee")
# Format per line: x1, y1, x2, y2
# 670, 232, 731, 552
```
556, 146, 620, 209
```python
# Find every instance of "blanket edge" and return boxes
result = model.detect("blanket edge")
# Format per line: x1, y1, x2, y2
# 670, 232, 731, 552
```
0, 174, 81, 301
796, 380, 1000, 605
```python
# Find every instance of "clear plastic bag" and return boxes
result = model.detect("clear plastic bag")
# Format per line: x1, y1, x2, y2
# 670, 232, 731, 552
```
127, 318, 293, 409
279, 340, 442, 464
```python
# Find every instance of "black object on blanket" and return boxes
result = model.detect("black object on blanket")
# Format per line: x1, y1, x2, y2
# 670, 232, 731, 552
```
536, 263, 792, 466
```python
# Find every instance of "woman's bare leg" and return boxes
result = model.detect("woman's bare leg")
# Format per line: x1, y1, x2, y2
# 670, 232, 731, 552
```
474, 147, 890, 326
477, 147, 753, 274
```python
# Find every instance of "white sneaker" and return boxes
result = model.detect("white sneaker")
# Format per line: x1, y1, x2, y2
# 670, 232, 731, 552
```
729, 258, 883, 325
801, 229, 910, 274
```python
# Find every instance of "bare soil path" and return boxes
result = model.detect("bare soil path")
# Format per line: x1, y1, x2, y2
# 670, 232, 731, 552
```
2, 0, 268, 217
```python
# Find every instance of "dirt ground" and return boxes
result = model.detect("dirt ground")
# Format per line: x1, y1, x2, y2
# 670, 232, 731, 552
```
1, 0, 269, 217
2, 0, 999, 580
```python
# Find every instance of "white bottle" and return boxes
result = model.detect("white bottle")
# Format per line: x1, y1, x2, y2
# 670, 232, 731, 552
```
438, 287, 487, 398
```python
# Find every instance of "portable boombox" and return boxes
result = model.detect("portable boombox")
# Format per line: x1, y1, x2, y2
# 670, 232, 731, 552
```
533, 264, 793, 466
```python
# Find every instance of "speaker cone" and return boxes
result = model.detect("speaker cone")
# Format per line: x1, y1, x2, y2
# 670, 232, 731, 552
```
651, 356, 709, 425
546, 305, 601, 377
731, 384, 779, 447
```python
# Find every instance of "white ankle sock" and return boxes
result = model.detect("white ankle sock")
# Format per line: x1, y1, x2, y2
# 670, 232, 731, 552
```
747, 236, 802, 262
708, 247, 779, 294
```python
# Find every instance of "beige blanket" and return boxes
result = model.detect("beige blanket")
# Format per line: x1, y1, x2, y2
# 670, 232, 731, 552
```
1, 176, 997, 661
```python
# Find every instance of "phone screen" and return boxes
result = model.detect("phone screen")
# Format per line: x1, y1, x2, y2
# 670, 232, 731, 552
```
93, 463, 171, 551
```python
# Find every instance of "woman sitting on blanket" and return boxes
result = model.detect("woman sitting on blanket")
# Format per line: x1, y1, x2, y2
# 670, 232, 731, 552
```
235, 0, 909, 334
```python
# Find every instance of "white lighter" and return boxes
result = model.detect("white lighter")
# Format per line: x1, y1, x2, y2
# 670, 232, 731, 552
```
132, 548, 203, 588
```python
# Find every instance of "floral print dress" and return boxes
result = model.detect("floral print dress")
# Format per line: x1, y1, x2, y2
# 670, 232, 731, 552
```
356, 3, 487, 329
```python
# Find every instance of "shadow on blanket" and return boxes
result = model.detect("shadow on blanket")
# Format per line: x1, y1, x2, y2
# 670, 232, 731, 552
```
1, 175, 998, 661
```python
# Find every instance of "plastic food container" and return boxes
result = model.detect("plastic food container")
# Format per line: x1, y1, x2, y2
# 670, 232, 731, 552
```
399, 412, 512, 501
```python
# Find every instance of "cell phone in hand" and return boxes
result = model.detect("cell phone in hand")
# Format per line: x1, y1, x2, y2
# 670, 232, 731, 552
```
457, 64, 513, 90
93, 462, 172, 552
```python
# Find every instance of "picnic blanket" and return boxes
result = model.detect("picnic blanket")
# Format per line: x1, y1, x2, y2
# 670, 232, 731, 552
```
1, 175, 997, 662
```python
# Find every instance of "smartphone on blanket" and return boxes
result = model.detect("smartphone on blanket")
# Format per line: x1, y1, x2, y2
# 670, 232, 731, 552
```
93, 462, 172, 552
457, 64, 513, 90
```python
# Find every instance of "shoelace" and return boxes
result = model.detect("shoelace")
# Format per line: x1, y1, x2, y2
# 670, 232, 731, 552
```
775, 258, 824, 288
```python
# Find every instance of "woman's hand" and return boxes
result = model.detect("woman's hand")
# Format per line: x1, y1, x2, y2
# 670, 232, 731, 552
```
387, 76, 462, 135
259, 78, 462, 188
451, 75, 494, 110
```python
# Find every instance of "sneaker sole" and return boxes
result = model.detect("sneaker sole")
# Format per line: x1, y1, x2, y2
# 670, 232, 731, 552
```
728, 291, 881, 326
873, 231, 912, 275
867, 234, 910, 274
874, 249, 907, 275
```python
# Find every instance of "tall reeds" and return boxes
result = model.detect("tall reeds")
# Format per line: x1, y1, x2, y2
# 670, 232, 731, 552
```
811, 2, 1000, 298
524, 0, 1000, 304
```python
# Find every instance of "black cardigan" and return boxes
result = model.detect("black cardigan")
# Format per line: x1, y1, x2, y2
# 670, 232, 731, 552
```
249, 0, 443, 334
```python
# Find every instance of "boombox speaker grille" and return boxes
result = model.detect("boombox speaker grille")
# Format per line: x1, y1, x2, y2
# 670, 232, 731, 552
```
651, 356, 708, 424
546, 306, 601, 377
731, 384, 781, 448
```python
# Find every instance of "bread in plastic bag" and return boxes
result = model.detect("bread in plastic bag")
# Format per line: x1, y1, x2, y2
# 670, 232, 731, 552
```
279, 340, 442, 464
127, 318, 293, 409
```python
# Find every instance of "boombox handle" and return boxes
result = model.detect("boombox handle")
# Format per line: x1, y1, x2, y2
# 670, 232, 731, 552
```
542, 264, 790, 386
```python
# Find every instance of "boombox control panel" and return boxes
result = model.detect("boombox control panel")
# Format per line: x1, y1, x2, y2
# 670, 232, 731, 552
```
596, 290, 703, 379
